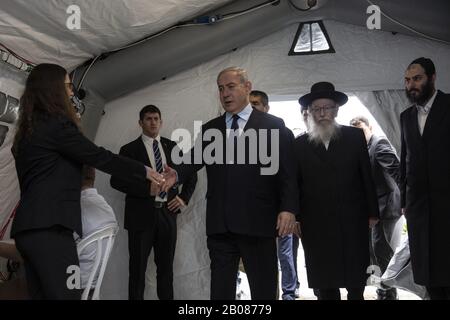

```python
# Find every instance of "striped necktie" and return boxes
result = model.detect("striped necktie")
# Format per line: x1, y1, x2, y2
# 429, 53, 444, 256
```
152, 139, 167, 199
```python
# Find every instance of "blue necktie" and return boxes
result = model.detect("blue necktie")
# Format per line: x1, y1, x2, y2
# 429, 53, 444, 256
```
152, 139, 167, 199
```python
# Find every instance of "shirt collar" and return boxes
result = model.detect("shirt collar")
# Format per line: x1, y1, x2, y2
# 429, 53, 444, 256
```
81, 188, 98, 197
416, 90, 438, 114
142, 134, 161, 145
225, 104, 253, 124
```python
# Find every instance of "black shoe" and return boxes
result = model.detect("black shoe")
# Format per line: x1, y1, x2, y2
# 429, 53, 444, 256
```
376, 288, 398, 300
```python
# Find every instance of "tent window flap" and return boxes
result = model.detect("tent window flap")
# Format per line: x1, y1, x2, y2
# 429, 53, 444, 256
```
289, 21, 335, 55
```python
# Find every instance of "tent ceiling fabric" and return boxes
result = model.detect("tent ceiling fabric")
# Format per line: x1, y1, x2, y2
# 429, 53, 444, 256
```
1, 0, 449, 72
0, 0, 232, 70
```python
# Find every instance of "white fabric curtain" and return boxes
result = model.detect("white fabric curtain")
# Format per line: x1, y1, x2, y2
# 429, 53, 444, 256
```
353, 90, 410, 153
0, 123, 20, 240
0, 62, 24, 238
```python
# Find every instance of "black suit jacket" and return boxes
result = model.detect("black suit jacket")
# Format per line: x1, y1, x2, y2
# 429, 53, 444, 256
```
367, 135, 401, 220
294, 125, 379, 288
12, 115, 146, 237
110, 136, 197, 231
400, 90, 450, 285
176, 109, 299, 237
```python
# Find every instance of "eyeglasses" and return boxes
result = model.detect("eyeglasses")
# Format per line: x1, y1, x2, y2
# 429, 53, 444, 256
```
309, 105, 337, 114
65, 82, 75, 91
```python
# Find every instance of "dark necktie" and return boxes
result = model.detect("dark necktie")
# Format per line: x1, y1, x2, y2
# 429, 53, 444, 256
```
231, 114, 240, 130
231, 114, 239, 163
152, 139, 167, 199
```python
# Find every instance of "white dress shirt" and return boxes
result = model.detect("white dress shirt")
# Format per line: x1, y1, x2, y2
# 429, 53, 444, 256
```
416, 90, 437, 135
225, 104, 253, 164
225, 104, 253, 130
141, 134, 168, 202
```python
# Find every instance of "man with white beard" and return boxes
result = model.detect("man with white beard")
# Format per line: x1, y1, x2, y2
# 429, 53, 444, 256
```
294, 82, 379, 300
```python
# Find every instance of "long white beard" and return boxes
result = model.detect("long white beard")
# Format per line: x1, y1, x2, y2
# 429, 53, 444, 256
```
307, 117, 340, 146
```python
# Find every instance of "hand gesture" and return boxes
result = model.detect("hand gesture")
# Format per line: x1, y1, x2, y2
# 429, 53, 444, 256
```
276, 211, 297, 237
369, 217, 379, 228
168, 196, 186, 213
160, 164, 177, 193
145, 166, 164, 185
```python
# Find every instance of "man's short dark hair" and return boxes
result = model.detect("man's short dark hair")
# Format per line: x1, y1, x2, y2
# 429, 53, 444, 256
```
408, 57, 436, 78
139, 105, 161, 121
250, 90, 269, 106
349, 116, 370, 127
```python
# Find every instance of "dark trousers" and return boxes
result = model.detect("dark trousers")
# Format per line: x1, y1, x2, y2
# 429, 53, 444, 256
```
316, 287, 365, 300
14, 225, 81, 300
370, 218, 400, 294
207, 233, 277, 300
127, 206, 176, 300
370, 218, 400, 273
426, 286, 450, 300
278, 234, 299, 300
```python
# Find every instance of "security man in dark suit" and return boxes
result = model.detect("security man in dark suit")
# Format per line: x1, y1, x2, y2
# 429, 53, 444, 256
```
110, 105, 197, 300
350, 116, 401, 300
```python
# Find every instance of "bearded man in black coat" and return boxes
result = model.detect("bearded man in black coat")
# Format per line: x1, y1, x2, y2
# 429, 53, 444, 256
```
295, 82, 379, 300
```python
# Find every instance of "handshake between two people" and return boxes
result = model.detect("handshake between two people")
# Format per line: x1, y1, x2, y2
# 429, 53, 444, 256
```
145, 164, 177, 191
146, 165, 184, 211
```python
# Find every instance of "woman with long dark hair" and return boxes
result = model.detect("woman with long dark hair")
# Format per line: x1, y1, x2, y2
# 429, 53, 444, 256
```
11, 63, 161, 299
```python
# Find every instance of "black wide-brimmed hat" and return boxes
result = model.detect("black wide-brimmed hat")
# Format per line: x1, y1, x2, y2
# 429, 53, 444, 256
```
298, 82, 348, 108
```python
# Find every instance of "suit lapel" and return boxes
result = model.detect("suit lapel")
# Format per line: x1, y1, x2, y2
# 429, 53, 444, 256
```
422, 91, 449, 141
243, 109, 261, 131
308, 136, 332, 166
137, 137, 152, 168
408, 106, 422, 143
160, 138, 172, 167
367, 136, 374, 154
325, 135, 341, 165
217, 113, 227, 135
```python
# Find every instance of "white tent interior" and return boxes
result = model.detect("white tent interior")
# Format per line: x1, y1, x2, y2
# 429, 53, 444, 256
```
1, 0, 450, 299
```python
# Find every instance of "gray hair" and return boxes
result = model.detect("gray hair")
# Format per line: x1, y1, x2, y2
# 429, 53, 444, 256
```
217, 67, 249, 84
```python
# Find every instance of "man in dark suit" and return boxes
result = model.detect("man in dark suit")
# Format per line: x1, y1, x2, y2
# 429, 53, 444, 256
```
110, 105, 197, 300
250, 89, 300, 300
401, 57, 450, 300
162, 67, 298, 300
295, 82, 379, 300
350, 116, 401, 300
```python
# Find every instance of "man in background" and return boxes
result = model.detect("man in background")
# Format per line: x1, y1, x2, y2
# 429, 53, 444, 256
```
250, 89, 300, 300
111, 105, 197, 300
350, 116, 401, 300
77, 166, 118, 291
400, 57, 450, 299
249, 90, 270, 113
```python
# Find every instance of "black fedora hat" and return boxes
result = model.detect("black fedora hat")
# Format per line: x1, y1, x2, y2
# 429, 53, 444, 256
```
298, 82, 348, 108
